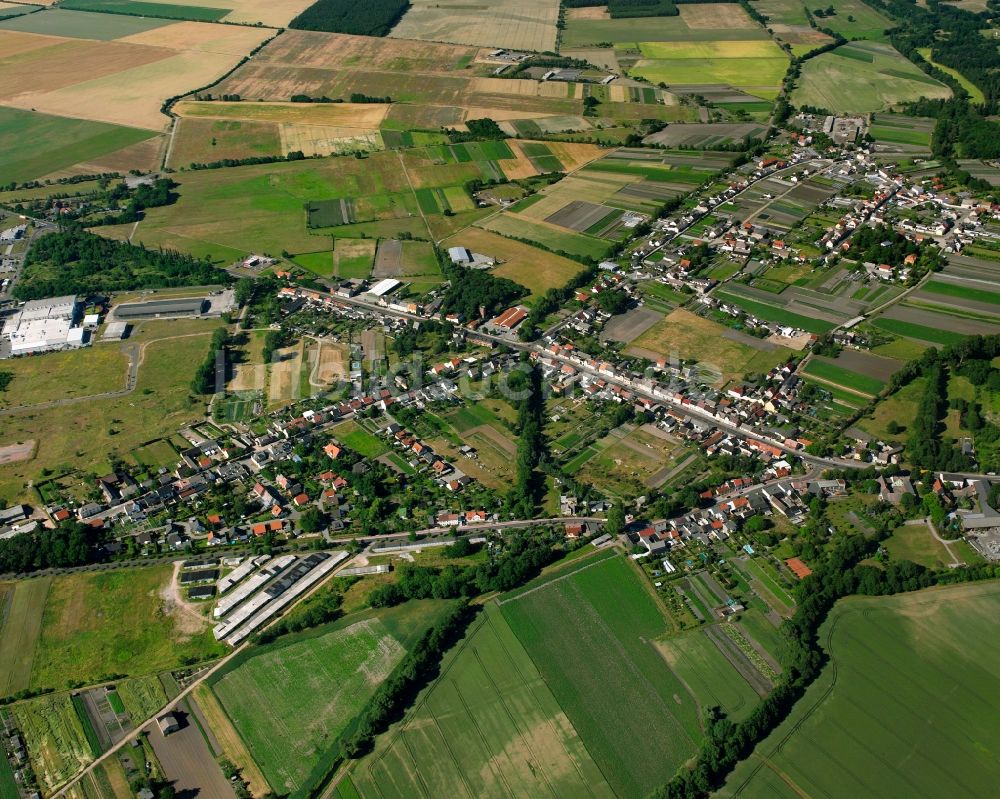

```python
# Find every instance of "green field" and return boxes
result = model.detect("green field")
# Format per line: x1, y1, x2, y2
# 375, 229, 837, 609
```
0, 578, 51, 696
871, 316, 968, 345
792, 41, 951, 113
334, 420, 390, 458
917, 47, 985, 104
30, 566, 225, 691
922, 279, 1000, 306
868, 123, 932, 147
59, 0, 228, 21
211, 602, 447, 795
500, 554, 702, 797
481, 214, 612, 260
718, 581, 1000, 798
655, 629, 761, 722
348, 600, 616, 799
740, 557, 794, 611
0, 107, 156, 185
714, 290, 836, 333
293, 250, 336, 278
882, 522, 957, 568
0, 6, 171, 38
116, 675, 168, 722
802, 358, 886, 396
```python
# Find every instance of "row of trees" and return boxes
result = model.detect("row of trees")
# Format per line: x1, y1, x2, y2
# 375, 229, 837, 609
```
0, 522, 99, 575
191, 328, 229, 394
563, 0, 679, 18
367, 530, 563, 607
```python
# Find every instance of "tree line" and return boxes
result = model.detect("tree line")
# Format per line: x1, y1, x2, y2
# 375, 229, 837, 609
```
437, 251, 527, 321
289, 0, 410, 36
0, 522, 100, 576
191, 328, 230, 395
14, 228, 227, 301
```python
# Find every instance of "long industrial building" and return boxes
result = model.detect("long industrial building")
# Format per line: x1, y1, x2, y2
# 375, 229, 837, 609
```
217, 554, 271, 594
114, 297, 208, 319
213, 555, 295, 618
3, 295, 86, 356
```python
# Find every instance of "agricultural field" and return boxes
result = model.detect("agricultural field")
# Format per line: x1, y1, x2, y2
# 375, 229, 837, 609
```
171, 100, 391, 163
500, 554, 702, 797
627, 308, 792, 385
870, 300, 1000, 345
209, 601, 448, 795
718, 581, 1000, 799
0, 13, 271, 130
792, 41, 951, 114
29, 564, 225, 691
809, 0, 894, 41
0, 577, 51, 696
0, 107, 159, 184
562, 2, 768, 48
390, 0, 560, 52
802, 351, 897, 397
442, 227, 583, 300
868, 113, 935, 153
644, 123, 768, 148
347, 597, 616, 799
714, 286, 840, 334
58, 0, 314, 27
11, 693, 95, 793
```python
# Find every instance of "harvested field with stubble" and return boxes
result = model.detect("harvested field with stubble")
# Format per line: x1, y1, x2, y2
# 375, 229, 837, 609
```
719, 581, 1000, 799
389, 0, 560, 52
0, 21, 270, 130
443, 226, 584, 299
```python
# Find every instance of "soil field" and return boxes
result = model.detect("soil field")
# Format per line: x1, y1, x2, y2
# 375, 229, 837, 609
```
719, 581, 1000, 799
442, 227, 584, 299
601, 306, 663, 343
627, 308, 790, 385
500, 554, 702, 797
390, 0, 560, 52
562, 3, 767, 47
347, 599, 615, 799
209, 602, 447, 795
876, 303, 1000, 338
802, 356, 886, 397
792, 41, 950, 113
0, 7, 170, 38
644, 122, 768, 148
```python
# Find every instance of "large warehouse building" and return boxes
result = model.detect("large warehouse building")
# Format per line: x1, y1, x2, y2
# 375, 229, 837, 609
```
3, 295, 86, 356
114, 297, 208, 319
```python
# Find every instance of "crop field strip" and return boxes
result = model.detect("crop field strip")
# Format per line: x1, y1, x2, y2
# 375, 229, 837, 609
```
499, 554, 703, 797
0, 577, 51, 695
718, 582, 1000, 799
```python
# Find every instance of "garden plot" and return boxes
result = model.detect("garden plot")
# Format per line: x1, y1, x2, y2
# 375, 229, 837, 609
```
644, 122, 768, 148
911, 280, 1000, 318
869, 113, 934, 154
872, 304, 1000, 343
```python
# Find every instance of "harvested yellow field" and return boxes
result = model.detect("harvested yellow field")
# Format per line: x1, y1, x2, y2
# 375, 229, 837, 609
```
497, 139, 542, 180
117, 20, 271, 56
390, 0, 560, 52
174, 100, 390, 127
566, 5, 609, 19
679, 2, 759, 28
5, 50, 243, 129
442, 227, 582, 298
461, 107, 553, 122
0, 24, 269, 130
545, 141, 607, 171
471, 77, 570, 99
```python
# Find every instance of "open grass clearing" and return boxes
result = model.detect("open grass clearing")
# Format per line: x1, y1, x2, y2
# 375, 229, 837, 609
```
210, 601, 448, 795
802, 357, 886, 397
30, 563, 225, 692
0, 577, 51, 696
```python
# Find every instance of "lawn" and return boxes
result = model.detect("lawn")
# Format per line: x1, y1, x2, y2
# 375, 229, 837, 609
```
883, 523, 956, 568
718, 581, 1000, 799
0, 107, 156, 185
802, 358, 885, 396
0, 577, 51, 696
627, 308, 792, 385
29, 565, 225, 691
858, 377, 924, 441
210, 602, 447, 795
130, 439, 178, 471
333, 420, 390, 458
500, 554, 702, 797
11, 693, 95, 793
347, 600, 615, 799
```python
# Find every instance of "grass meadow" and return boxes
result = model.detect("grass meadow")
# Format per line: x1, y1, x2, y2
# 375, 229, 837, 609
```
0, 577, 52, 696
718, 581, 1000, 798
210, 602, 448, 795
802, 358, 886, 396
